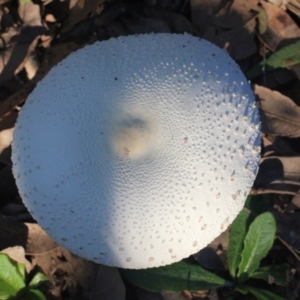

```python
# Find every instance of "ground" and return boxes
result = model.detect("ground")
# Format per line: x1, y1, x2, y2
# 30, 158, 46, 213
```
1, 0, 300, 299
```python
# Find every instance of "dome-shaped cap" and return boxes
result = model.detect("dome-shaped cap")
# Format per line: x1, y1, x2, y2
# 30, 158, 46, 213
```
12, 33, 261, 269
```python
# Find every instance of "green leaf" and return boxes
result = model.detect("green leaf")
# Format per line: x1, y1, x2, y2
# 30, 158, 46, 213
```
120, 260, 232, 292
227, 209, 254, 278
237, 212, 276, 283
235, 284, 248, 294
256, 6, 268, 35
251, 264, 289, 287
246, 38, 300, 79
245, 285, 286, 300
0, 253, 26, 299
25, 289, 47, 300
28, 272, 48, 288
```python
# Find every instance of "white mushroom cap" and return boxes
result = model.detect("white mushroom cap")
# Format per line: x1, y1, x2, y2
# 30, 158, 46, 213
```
12, 33, 261, 269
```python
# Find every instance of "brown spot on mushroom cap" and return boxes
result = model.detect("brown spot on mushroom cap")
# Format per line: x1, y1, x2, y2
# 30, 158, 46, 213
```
12, 33, 261, 269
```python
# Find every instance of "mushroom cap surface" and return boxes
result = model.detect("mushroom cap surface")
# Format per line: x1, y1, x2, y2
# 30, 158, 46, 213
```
12, 33, 261, 269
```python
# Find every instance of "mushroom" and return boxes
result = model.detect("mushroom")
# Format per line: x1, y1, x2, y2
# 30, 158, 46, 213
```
12, 33, 261, 269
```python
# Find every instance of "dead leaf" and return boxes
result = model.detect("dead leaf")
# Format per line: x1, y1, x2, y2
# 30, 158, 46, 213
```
190, 0, 227, 35
1, 246, 32, 273
254, 156, 300, 195
201, 0, 259, 60
204, 17, 257, 60
61, 0, 106, 34
291, 194, 300, 209
25, 223, 99, 299
262, 134, 300, 157
18, 0, 43, 27
255, 85, 300, 137
25, 223, 58, 254
142, 7, 198, 35
286, 0, 300, 17
0, 1, 46, 87
0, 128, 13, 160
258, 1, 300, 51
121, 12, 171, 34
266, 0, 289, 10
0, 40, 82, 121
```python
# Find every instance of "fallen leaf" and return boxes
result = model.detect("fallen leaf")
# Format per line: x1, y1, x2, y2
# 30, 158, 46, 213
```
142, 7, 198, 35
25, 223, 58, 254
258, 1, 300, 51
25, 223, 99, 298
190, 0, 227, 35
286, 0, 300, 17
0, 1, 46, 85
120, 12, 172, 34
262, 134, 300, 157
254, 85, 300, 137
254, 156, 300, 194
266, 0, 289, 10
1, 246, 32, 273
61, 0, 106, 34
202, 0, 259, 60
18, 0, 44, 27
0, 40, 83, 121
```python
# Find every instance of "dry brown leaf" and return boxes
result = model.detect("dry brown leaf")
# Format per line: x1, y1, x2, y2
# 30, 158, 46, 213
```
25, 223, 58, 254
291, 194, 300, 209
266, 0, 289, 9
25, 223, 99, 298
18, 0, 43, 26
201, 0, 259, 60
255, 85, 300, 137
214, 0, 259, 28
121, 13, 171, 34
0, 129, 13, 159
190, 0, 227, 35
262, 134, 299, 157
0, 1, 46, 87
0, 40, 83, 121
0, 109, 17, 164
61, 0, 106, 34
90, 266, 126, 300
286, 0, 300, 16
1, 246, 32, 273
204, 18, 257, 60
258, 1, 300, 51
254, 156, 300, 195
142, 7, 198, 35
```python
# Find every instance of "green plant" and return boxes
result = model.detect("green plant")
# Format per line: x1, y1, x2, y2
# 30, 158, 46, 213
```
120, 209, 289, 299
0, 253, 48, 300
246, 38, 300, 79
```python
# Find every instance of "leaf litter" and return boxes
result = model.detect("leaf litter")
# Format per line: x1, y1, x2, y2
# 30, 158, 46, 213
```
1, 0, 300, 299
